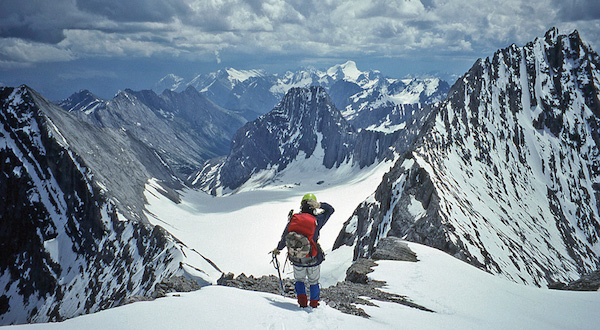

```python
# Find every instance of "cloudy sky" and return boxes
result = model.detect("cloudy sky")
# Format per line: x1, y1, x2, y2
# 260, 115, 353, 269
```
1, 0, 599, 100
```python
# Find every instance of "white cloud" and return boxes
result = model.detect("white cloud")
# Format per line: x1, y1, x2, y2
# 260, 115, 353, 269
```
1, 0, 599, 71
59, 29, 185, 58
0, 38, 74, 65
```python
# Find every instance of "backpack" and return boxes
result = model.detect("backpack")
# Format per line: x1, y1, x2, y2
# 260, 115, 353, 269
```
285, 232, 312, 259
285, 212, 319, 265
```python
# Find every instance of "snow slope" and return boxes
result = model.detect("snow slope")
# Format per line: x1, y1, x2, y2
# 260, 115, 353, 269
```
10, 242, 600, 330
145, 157, 395, 280
7, 109, 599, 328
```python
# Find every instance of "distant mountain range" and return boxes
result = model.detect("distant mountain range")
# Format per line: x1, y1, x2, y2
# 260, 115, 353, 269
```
153, 61, 450, 131
193, 86, 406, 194
57, 87, 249, 182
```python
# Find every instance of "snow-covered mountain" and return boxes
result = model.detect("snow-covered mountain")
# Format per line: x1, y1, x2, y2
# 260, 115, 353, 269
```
184, 67, 278, 117
58, 87, 249, 181
334, 28, 600, 287
154, 74, 185, 94
56, 89, 105, 114
0, 86, 221, 325
153, 61, 450, 131
192, 86, 404, 195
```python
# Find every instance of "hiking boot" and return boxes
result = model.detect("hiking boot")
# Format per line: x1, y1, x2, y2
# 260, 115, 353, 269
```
309, 299, 319, 308
297, 294, 308, 307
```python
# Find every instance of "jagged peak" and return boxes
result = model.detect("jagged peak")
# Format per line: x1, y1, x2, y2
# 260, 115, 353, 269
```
569, 29, 581, 41
57, 89, 105, 113
279, 86, 332, 108
223, 67, 267, 82
542, 27, 584, 49
327, 60, 363, 82
113, 89, 142, 103
182, 85, 201, 95
544, 26, 560, 43
465, 27, 596, 80
157, 73, 184, 83
15, 84, 32, 93
2, 84, 31, 104
270, 86, 350, 138
566, 29, 589, 53
76, 89, 93, 95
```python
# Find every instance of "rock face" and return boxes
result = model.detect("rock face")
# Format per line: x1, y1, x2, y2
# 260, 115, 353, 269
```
58, 86, 248, 182
194, 86, 403, 194
549, 271, 600, 291
0, 86, 221, 325
151, 276, 203, 299
371, 237, 419, 262
334, 28, 600, 287
345, 258, 378, 284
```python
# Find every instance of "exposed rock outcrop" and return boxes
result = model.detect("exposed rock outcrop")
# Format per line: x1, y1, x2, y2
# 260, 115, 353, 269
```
217, 240, 429, 318
549, 271, 600, 291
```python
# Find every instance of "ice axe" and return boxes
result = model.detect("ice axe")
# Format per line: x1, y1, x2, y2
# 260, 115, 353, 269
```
270, 251, 285, 294
269, 209, 294, 295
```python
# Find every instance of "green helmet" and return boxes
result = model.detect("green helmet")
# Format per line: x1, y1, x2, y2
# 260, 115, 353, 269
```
302, 193, 317, 202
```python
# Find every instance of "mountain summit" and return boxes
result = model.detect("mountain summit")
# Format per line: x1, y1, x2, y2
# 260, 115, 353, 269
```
334, 28, 600, 286
326, 60, 363, 81
193, 86, 400, 194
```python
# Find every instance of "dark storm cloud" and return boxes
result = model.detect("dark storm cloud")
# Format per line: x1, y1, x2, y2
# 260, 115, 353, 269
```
0, 24, 65, 44
553, 0, 600, 21
0, 0, 190, 45
0, 0, 74, 44
75, 0, 190, 23
1, 0, 599, 78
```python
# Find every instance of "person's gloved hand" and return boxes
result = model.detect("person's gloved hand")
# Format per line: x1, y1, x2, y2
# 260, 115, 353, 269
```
270, 248, 280, 256
307, 199, 321, 209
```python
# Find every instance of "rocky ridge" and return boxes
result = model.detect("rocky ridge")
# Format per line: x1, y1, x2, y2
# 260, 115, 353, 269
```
217, 238, 429, 318
0, 85, 221, 325
58, 86, 248, 182
334, 28, 600, 287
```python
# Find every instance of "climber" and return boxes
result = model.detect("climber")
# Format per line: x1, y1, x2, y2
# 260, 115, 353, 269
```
271, 193, 334, 308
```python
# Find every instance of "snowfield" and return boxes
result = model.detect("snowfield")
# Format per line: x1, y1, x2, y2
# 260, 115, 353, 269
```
11, 242, 600, 330
144, 157, 396, 279
9, 151, 600, 329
